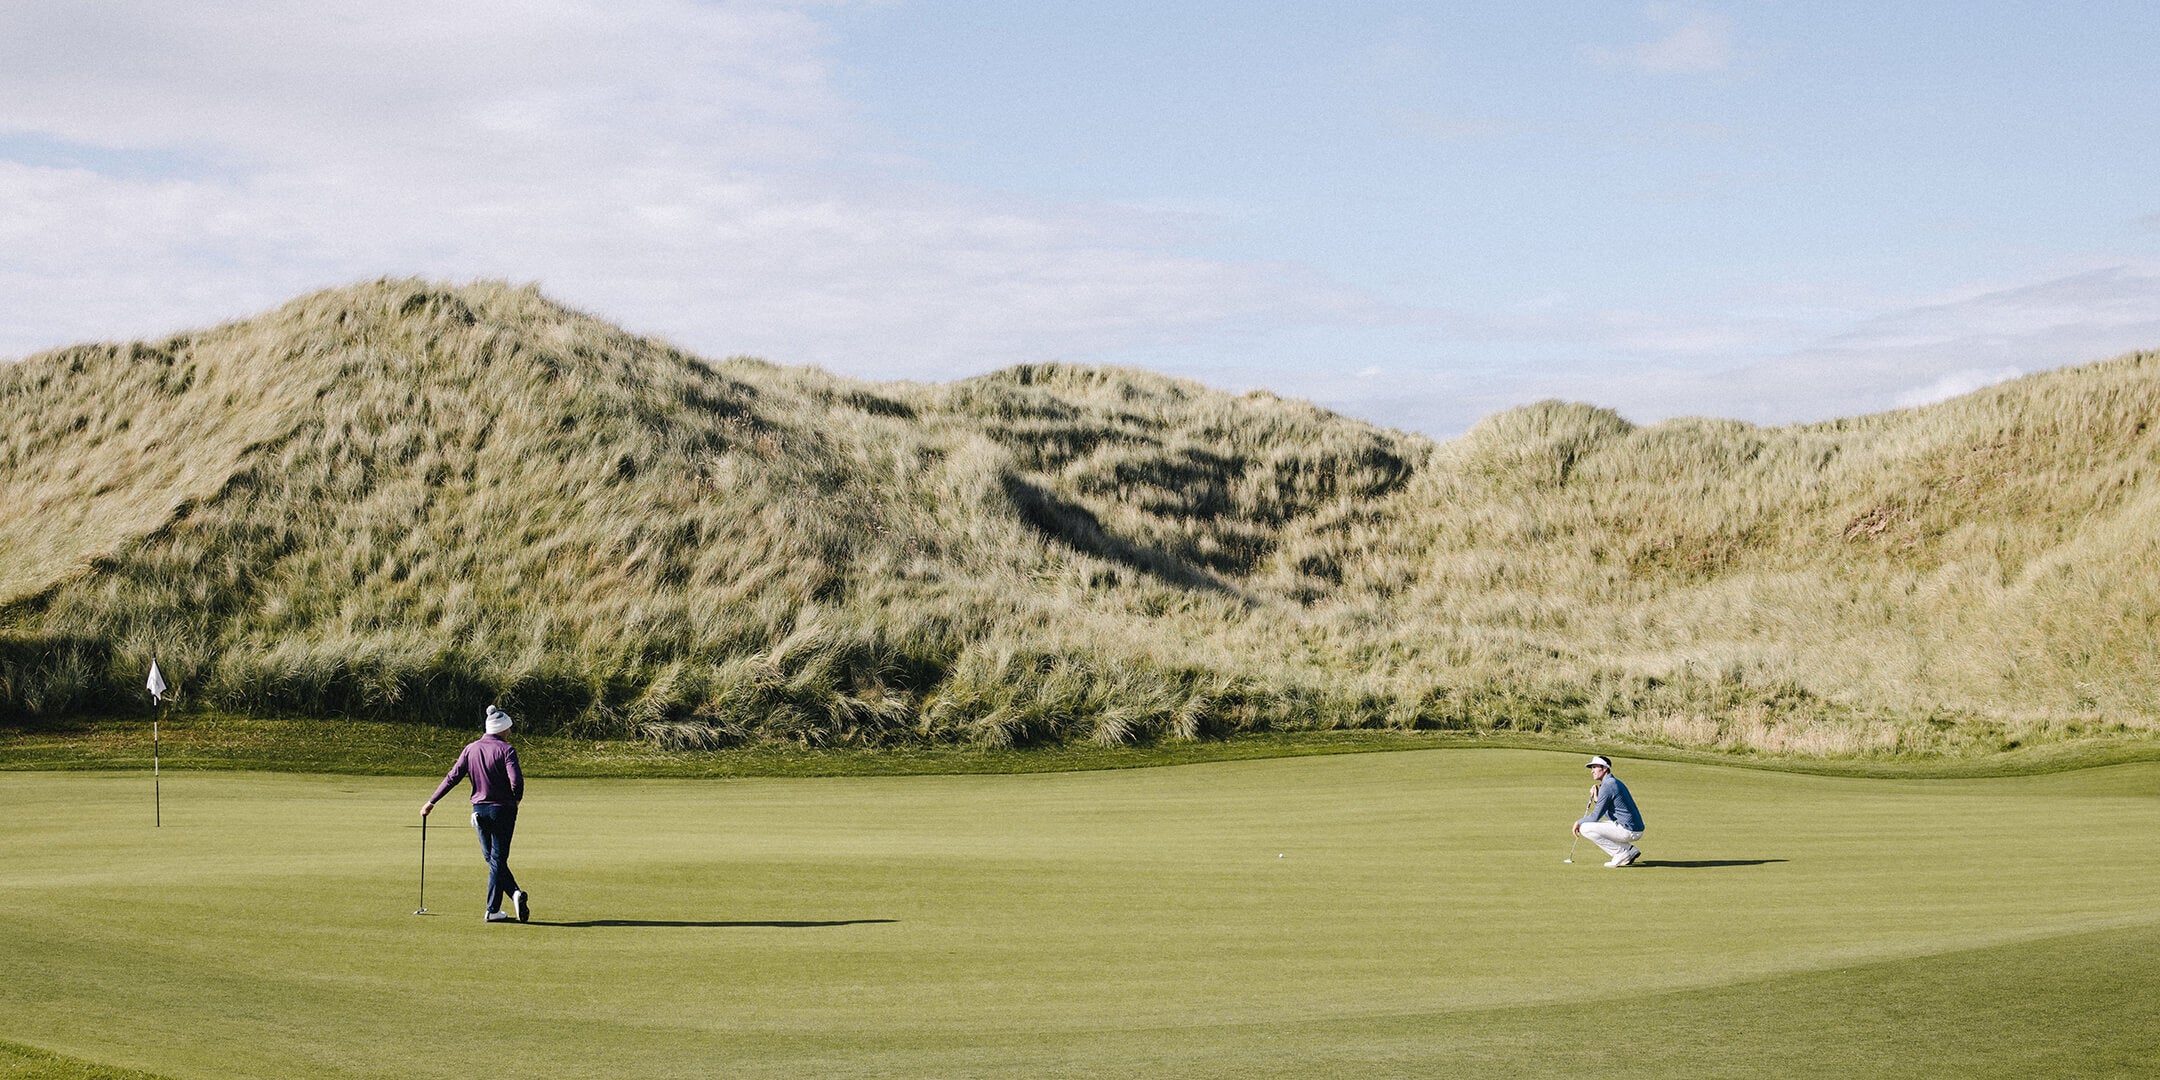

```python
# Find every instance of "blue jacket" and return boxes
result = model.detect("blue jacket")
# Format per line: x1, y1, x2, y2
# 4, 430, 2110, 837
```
1579, 775, 1644, 832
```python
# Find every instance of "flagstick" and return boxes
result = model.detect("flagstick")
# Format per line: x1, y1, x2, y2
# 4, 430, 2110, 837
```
147, 660, 168, 829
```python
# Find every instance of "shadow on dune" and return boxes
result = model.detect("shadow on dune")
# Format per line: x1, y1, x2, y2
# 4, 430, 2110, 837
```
536, 918, 897, 928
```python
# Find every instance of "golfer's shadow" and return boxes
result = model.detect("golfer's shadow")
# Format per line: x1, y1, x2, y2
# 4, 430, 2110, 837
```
1635, 859, 1786, 869
538, 918, 898, 928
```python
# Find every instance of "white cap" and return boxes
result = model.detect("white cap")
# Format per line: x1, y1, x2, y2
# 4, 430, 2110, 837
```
484, 706, 513, 735
1585, 755, 1612, 770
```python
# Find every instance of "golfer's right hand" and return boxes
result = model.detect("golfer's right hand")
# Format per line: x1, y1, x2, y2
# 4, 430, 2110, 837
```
421, 802, 433, 817
1571, 821, 1581, 836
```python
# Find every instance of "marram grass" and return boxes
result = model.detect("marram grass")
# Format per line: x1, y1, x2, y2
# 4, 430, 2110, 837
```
4, 279, 2159, 758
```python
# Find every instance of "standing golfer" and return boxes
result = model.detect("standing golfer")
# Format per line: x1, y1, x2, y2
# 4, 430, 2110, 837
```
1574, 755, 1646, 867
422, 705, 530, 922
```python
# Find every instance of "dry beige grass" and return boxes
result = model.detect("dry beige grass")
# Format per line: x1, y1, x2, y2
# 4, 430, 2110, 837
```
4, 279, 2157, 757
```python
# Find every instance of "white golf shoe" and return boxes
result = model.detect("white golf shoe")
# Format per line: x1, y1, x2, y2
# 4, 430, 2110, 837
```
1614, 847, 1643, 867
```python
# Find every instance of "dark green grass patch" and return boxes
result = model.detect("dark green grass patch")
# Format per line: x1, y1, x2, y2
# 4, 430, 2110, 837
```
0, 714, 1478, 776
4, 750, 2158, 1077
0, 1041, 172, 1080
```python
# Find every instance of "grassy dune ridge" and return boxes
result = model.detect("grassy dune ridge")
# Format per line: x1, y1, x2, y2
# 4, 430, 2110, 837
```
4, 279, 2157, 756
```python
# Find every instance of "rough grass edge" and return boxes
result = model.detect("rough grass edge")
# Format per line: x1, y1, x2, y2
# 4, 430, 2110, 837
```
0, 1039, 175, 1080
7, 715, 2160, 781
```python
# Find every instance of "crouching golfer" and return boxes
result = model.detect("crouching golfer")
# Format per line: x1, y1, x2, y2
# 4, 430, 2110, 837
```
1574, 755, 1645, 867
422, 706, 530, 922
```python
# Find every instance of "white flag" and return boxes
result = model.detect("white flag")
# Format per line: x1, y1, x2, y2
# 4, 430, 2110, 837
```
147, 661, 167, 703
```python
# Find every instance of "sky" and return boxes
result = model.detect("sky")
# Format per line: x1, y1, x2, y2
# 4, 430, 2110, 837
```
4, 1, 2159, 437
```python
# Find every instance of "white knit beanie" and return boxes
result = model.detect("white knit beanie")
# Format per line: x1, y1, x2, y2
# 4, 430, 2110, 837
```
484, 706, 513, 735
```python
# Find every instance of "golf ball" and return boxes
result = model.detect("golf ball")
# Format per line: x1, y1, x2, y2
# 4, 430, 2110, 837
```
1277, 853, 1284, 858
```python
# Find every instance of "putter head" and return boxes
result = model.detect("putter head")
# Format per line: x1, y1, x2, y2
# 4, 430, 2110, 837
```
414, 908, 429, 915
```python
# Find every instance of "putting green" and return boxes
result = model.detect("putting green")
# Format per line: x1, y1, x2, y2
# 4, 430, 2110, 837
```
2, 750, 2156, 1078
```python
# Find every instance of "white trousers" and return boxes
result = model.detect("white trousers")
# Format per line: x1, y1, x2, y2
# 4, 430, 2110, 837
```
1578, 821, 1643, 862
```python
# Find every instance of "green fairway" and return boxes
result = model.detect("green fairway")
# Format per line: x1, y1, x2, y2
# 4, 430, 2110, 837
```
3, 749, 2157, 1078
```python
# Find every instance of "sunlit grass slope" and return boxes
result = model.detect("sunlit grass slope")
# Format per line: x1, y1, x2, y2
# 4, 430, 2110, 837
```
4, 280, 2157, 755
2, 752, 2157, 1078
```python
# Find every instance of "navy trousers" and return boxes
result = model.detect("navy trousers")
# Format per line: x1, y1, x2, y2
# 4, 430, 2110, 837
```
470, 802, 521, 914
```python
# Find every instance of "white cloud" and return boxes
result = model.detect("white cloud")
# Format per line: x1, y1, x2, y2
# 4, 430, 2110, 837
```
1588, 5, 1734, 74
1828, 267, 2160, 347
1262, 266, 2160, 437
1892, 367, 2024, 409
0, 2, 1363, 372
1695, 266, 2160, 420
5, 4, 2151, 448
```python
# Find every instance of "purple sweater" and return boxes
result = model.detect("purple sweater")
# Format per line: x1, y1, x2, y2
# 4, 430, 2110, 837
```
428, 734, 524, 807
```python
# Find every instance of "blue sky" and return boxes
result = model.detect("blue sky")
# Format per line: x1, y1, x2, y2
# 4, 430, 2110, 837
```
4, 2, 2158, 435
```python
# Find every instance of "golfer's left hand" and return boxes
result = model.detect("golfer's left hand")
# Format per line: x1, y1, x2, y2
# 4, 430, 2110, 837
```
420, 802, 434, 817
1571, 821, 1581, 836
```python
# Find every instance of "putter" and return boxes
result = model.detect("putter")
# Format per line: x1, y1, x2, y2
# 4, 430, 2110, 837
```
1563, 784, 1595, 863
414, 813, 430, 915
